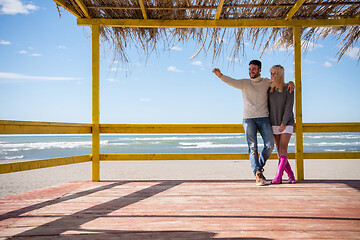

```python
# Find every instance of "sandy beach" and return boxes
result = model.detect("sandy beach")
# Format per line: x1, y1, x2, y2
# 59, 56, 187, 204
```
1, 159, 360, 197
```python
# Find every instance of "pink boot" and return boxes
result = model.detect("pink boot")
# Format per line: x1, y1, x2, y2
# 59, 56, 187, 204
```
284, 161, 296, 183
272, 155, 287, 184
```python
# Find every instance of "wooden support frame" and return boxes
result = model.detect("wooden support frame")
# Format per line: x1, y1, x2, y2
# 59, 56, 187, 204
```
138, 0, 148, 19
285, 0, 306, 20
293, 26, 304, 181
74, 0, 90, 18
54, 0, 81, 18
92, 24, 100, 182
77, 18, 360, 28
215, 0, 225, 20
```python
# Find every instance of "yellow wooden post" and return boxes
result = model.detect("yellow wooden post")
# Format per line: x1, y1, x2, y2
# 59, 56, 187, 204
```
293, 26, 304, 181
92, 24, 100, 181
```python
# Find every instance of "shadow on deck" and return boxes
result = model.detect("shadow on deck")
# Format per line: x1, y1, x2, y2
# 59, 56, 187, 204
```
0, 180, 359, 239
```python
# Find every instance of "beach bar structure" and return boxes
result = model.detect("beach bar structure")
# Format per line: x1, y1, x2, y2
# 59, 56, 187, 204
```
0, 0, 360, 181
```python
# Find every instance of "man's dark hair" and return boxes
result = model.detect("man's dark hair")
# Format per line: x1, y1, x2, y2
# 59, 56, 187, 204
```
249, 60, 262, 69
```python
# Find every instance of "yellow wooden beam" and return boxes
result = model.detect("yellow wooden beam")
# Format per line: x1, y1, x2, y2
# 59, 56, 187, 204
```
303, 152, 360, 159
215, 0, 225, 20
100, 124, 244, 134
285, 0, 306, 20
74, 0, 90, 18
92, 24, 100, 182
77, 18, 360, 28
53, 0, 81, 18
0, 155, 91, 174
138, 0, 148, 19
100, 152, 360, 161
0, 120, 92, 134
303, 122, 360, 132
100, 153, 284, 161
293, 26, 304, 181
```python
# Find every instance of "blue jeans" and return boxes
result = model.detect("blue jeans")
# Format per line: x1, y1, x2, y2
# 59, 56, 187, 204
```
243, 117, 274, 174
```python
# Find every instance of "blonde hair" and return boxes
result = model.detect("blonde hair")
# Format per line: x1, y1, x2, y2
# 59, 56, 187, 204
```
269, 65, 285, 92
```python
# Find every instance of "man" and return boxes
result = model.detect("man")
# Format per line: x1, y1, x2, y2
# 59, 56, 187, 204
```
212, 60, 294, 186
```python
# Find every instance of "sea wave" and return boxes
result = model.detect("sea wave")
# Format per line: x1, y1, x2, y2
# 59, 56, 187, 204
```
305, 134, 360, 139
113, 135, 243, 142
178, 142, 248, 149
5, 155, 24, 160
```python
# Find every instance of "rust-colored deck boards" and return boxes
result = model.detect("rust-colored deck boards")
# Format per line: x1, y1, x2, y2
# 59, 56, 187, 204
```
0, 180, 359, 239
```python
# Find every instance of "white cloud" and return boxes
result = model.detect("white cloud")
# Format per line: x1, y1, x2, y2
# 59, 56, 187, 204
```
31, 53, 41, 57
57, 45, 67, 49
18, 50, 28, 54
170, 46, 182, 51
0, 40, 10, 45
0, 72, 80, 83
345, 47, 360, 60
107, 78, 118, 82
304, 59, 317, 64
167, 66, 183, 72
322, 61, 332, 67
191, 60, 202, 66
139, 98, 151, 102
0, 0, 38, 15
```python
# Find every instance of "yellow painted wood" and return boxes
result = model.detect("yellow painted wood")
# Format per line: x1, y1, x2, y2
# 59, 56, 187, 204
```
0, 120, 91, 134
1, 121, 358, 135
285, 0, 306, 20
303, 152, 360, 159
293, 26, 304, 181
74, 0, 90, 18
77, 18, 360, 28
215, 0, 225, 20
303, 122, 360, 132
53, 0, 81, 18
92, 24, 100, 182
100, 124, 245, 134
100, 153, 285, 161
138, 0, 148, 19
0, 155, 91, 174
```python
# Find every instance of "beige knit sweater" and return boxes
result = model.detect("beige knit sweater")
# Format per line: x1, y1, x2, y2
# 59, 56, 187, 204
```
220, 74, 271, 119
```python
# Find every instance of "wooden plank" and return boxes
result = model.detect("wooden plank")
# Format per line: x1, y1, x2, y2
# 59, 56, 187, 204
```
285, 0, 306, 20
303, 122, 360, 132
0, 155, 91, 174
92, 24, 100, 182
0, 120, 91, 134
138, 0, 148, 19
293, 26, 304, 181
303, 152, 360, 159
100, 153, 287, 161
74, 0, 90, 18
215, 0, 225, 20
100, 124, 244, 133
53, 0, 81, 18
77, 18, 360, 28
1, 180, 359, 239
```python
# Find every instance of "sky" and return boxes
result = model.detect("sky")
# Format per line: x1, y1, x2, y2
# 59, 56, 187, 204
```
0, 0, 359, 125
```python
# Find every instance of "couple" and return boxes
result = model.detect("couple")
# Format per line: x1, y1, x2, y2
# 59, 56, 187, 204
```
213, 60, 295, 186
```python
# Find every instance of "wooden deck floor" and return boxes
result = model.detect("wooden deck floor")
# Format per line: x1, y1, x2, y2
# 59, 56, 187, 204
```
0, 180, 359, 239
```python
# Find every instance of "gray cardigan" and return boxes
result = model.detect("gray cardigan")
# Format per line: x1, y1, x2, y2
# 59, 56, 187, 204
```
268, 86, 294, 126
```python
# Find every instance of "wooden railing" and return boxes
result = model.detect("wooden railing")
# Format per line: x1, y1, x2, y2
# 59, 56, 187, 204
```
0, 120, 359, 177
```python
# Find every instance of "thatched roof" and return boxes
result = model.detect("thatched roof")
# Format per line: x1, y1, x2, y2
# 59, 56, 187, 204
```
56, 0, 360, 63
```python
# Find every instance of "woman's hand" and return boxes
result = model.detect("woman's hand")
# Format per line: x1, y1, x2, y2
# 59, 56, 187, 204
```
279, 124, 286, 132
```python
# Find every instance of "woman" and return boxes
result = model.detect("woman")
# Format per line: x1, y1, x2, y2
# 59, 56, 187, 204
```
268, 65, 296, 184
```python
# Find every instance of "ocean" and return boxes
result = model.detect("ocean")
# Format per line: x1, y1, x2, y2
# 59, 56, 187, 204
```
0, 133, 359, 161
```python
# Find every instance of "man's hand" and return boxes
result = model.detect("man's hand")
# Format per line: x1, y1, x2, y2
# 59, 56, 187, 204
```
287, 81, 295, 93
212, 68, 223, 78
